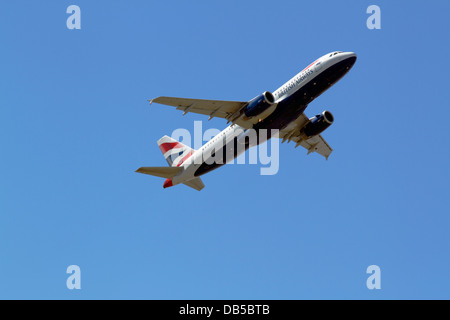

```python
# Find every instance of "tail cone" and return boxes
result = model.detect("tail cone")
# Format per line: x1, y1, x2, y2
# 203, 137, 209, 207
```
163, 179, 173, 189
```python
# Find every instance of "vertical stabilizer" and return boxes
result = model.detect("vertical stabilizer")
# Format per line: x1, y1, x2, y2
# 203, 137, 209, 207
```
157, 135, 195, 167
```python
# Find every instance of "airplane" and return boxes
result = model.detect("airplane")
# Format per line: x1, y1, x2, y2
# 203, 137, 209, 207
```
136, 51, 357, 191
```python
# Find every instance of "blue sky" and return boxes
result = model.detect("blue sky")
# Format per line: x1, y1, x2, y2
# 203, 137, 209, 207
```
1, 0, 449, 299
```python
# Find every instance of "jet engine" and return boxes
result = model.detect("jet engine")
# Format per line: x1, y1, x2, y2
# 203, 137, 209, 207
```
302, 111, 334, 138
243, 91, 275, 118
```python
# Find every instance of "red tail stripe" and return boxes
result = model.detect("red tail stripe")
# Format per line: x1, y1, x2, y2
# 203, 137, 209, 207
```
159, 142, 184, 154
176, 150, 195, 167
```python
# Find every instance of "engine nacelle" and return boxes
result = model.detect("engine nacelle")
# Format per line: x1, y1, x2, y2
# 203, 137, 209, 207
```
244, 91, 275, 118
302, 111, 334, 138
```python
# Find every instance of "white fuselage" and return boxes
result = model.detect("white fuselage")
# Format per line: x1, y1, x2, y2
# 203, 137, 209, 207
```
172, 51, 356, 185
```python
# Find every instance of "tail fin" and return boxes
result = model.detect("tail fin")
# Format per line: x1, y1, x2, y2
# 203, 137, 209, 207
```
136, 136, 205, 191
157, 135, 195, 167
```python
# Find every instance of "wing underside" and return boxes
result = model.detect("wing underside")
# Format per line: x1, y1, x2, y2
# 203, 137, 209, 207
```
278, 113, 333, 159
150, 96, 333, 159
150, 97, 247, 121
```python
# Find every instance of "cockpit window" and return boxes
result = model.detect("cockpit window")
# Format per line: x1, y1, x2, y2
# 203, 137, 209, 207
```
330, 51, 343, 57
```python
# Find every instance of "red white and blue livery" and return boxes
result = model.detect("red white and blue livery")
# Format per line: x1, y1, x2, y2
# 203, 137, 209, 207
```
137, 51, 357, 190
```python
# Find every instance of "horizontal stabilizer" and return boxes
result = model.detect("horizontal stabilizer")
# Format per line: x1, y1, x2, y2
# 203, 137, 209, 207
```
135, 166, 182, 179
183, 177, 205, 191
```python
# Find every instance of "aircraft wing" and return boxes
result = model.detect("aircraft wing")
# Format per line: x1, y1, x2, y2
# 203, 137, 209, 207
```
278, 113, 333, 160
150, 97, 333, 158
150, 96, 247, 121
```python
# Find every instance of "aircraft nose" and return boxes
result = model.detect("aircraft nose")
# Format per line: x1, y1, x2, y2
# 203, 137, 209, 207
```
343, 52, 357, 59
342, 52, 357, 67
